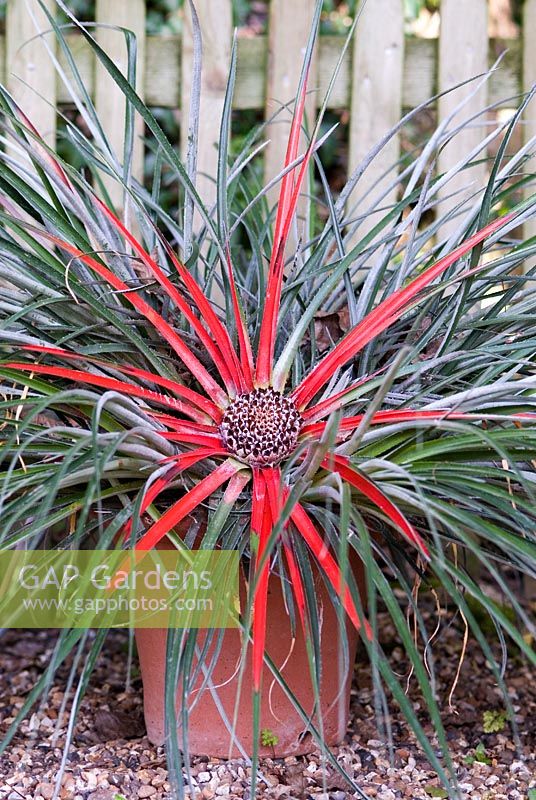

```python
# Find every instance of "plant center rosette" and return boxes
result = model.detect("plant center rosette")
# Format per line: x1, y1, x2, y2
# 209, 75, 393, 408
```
220, 388, 302, 467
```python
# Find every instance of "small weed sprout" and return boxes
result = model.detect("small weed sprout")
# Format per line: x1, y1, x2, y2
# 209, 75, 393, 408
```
482, 710, 507, 734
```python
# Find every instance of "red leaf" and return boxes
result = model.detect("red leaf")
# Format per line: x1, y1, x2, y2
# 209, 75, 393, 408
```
251, 469, 271, 690
264, 468, 314, 634
293, 212, 516, 409
5, 362, 212, 423
303, 408, 536, 440
30, 230, 229, 407
94, 198, 241, 394
158, 447, 228, 466
222, 470, 251, 503
289, 499, 369, 635
323, 454, 430, 559
123, 447, 221, 539
20, 344, 222, 423
148, 415, 219, 434
12, 101, 73, 191
160, 431, 225, 448
160, 237, 248, 392
255, 69, 313, 386
223, 244, 254, 390
265, 473, 306, 632
301, 369, 386, 422
282, 539, 306, 630
302, 408, 479, 439
135, 459, 239, 550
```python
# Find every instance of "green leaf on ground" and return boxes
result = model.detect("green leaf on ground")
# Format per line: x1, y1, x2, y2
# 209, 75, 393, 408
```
464, 742, 492, 766
425, 788, 449, 798
482, 709, 507, 734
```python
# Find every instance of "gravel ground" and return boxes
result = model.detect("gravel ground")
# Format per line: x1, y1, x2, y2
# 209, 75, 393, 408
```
0, 609, 534, 800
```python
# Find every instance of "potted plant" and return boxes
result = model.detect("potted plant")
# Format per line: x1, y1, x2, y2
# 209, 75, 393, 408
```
1, 2, 535, 796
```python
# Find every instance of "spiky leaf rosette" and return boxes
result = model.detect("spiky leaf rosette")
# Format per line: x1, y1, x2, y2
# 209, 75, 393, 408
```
1, 1, 536, 794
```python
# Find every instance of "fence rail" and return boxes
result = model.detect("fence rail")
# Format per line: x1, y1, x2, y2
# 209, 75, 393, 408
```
0, 34, 524, 121
3, 0, 536, 230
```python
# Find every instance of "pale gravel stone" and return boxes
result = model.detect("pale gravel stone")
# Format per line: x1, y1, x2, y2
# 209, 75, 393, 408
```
138, 786, 157, 798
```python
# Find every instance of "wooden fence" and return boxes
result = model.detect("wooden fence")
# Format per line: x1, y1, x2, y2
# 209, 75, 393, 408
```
3, 0, 536, 237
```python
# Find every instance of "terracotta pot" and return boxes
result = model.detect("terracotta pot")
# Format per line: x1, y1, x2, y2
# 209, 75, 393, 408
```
135, 539, 364, 758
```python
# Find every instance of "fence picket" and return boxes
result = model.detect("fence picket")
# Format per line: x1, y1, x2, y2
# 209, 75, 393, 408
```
437, 0, 488, 238
181, 0, 232, 215
347, 0, 404, 241
5, 0, 56, 144
264, 0, 317, 221
521, 0, 536, 597
523, 0, 536, 265
95, 0, 146, 211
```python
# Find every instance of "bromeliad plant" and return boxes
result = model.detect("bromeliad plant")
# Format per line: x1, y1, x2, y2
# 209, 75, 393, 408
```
1, 1, 536, 796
